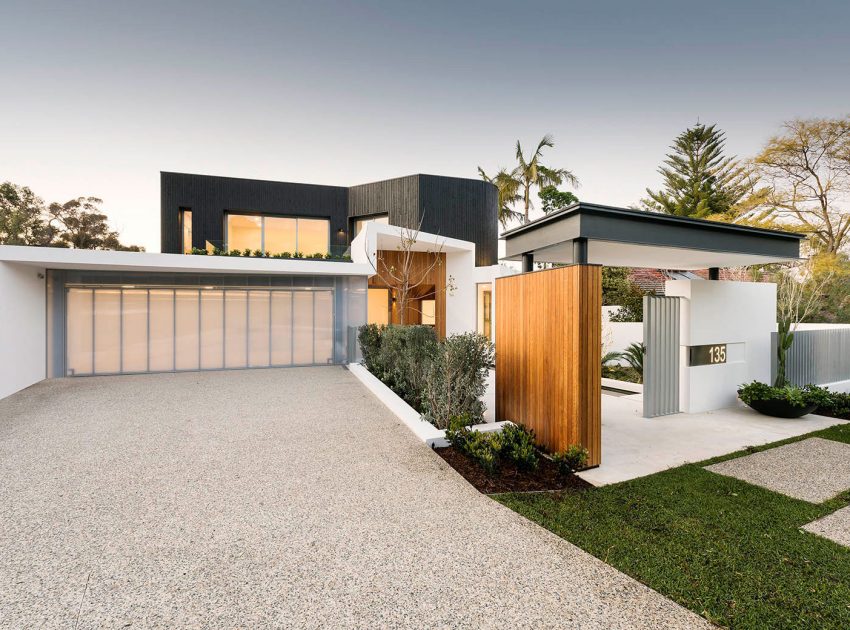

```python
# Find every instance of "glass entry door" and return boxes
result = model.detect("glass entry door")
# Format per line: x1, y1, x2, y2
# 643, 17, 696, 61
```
65, 287, 334, 376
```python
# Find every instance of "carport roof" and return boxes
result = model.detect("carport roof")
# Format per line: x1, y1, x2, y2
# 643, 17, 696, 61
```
501, 202, 804, 269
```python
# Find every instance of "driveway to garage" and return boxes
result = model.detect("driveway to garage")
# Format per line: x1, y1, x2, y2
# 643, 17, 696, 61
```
0, 367, 707, 629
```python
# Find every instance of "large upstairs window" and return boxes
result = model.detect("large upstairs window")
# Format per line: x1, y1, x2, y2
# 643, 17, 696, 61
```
225, 214, 329, 256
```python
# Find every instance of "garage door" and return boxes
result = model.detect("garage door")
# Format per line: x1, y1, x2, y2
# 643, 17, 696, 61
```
65, 287, 334, 376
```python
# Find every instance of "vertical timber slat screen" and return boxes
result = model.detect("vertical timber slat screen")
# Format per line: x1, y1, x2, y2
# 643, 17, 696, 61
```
495, 265, 602, 467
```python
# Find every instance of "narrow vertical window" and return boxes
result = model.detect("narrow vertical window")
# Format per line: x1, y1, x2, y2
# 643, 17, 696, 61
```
181, 209, 193, 254
477, 283, 492, 339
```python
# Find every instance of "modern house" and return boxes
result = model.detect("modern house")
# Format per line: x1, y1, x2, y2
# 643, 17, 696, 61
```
0, 172, 500, 400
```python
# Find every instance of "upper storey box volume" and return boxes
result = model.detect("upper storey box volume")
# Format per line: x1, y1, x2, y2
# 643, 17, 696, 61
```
160, 172, 498, 266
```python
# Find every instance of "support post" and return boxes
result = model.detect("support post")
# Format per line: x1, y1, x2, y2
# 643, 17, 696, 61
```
708, 267, 720, 280
521, 252, 534, 273
573, 237, 588, 264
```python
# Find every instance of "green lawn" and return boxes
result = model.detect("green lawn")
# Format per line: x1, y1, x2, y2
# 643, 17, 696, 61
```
495, 423, 850, 629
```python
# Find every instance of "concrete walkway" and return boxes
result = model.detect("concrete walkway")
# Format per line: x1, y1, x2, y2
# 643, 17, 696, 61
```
0, 368, 707, 628
579, 393, 847, 485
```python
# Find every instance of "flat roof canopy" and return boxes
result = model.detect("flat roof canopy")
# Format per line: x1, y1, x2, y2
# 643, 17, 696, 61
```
501, 203, 804, 269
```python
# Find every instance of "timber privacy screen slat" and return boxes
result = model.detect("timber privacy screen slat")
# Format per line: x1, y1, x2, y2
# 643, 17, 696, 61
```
495, 265, 602, 466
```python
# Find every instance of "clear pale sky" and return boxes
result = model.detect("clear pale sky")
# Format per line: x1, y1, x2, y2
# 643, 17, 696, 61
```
2, 0, 848, 251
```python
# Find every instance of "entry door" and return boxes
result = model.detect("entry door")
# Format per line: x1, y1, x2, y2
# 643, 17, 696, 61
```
65, 287, 334, 376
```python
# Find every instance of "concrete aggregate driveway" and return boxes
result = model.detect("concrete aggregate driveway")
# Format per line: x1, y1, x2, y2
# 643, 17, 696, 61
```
0, 367, 708, 628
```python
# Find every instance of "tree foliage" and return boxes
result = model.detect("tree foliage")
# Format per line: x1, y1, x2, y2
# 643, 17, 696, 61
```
477, 167, 522, 228
0, 183, 54, 245
479, 134, 578, 226
602, 266, 645, 322
538, 185, 579, 214
643, 123, 751, 218
0, 181, 142, 250
754, 117, 850, 254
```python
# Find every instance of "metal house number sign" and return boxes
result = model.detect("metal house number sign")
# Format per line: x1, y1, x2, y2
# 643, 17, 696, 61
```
689, 344, 727, 366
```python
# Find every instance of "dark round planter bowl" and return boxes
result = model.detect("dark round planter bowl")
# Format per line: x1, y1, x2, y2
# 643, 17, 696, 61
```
742, 397, 818, 419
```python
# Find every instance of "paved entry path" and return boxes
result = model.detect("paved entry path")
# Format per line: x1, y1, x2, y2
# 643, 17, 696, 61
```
0, 368, 707, 629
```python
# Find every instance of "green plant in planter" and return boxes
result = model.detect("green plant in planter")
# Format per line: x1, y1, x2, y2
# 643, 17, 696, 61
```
227, 249, 241, 256
293, 251, 304, 259
282, 251, 292, 259
738, 381, 832, 408
552, 444, 589, 478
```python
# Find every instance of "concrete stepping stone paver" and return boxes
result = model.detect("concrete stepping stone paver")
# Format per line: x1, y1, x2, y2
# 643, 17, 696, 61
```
802, 505, 850, 547
705, 437, 850, 503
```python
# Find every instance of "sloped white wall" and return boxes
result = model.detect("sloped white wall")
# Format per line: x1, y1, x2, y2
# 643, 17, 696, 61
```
0, 262, 46, 400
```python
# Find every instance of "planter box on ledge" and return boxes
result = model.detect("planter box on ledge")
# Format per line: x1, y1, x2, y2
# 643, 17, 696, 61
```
347, 363, 510, 447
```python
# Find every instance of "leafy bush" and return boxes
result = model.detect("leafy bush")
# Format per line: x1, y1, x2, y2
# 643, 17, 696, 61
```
357, 324, 437, 409
358, 324, 384, 373
552, 444, 589, 478
422, 332, 494, 429
621, 342, 645, 381
446, 421, 539, 475
822, 392, 850, 418
499, 423, 539, 471
737, 381, 832, 408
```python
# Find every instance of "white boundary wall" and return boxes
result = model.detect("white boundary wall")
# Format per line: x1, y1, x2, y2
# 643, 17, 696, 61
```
666, 279, 776, 413
0, 262, 46, 400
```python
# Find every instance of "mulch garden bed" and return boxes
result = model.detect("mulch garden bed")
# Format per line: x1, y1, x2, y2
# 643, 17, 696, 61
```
435, 446, 592, 494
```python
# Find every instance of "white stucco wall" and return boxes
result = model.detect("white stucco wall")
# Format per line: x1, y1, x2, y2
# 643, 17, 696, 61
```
0, 262, 46, 400
666, 279, 776, 413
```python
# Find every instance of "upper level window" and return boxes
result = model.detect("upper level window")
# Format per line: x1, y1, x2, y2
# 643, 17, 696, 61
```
225, 213, 329, 256
353, 214, 389, 238
180, 209, 192, 254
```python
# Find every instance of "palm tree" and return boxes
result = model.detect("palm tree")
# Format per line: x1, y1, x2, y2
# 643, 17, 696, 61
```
513, 134, 577, 223
477, 167, 522, 229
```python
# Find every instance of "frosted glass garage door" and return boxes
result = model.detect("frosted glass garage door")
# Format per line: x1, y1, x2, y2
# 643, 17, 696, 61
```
65, 287, 334, 375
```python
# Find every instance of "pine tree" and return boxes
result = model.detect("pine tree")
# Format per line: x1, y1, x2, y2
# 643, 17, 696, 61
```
643, 123, 749, 218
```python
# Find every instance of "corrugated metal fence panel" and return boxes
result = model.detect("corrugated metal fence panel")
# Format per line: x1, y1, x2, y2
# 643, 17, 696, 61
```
643, 296, 681, 418
771, 328, 850, 386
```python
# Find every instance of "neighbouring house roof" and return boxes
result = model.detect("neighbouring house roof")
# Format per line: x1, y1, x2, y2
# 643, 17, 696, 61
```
501, 202, 804, 269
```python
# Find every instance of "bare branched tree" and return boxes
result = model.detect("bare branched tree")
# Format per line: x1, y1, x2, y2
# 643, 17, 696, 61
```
756, 118, 850, 254
366, 217, 454, 325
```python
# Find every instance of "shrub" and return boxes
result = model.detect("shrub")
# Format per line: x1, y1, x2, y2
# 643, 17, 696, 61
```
190, 247, 207, 256
378, 325, 437, 407
358, 324, 384, 373
552, 444, 589, 478
444, 413, 476, 452
293, 251, 304, 259
499, 423, 539, 470
422, 332, 494, 429
242, 248, 252, 257
357, 324, 437, 409
464, 431, 502, 476
824, 392, 850, 417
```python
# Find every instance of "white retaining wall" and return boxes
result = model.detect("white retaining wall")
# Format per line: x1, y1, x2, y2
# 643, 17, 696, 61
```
0, 262, 46, 400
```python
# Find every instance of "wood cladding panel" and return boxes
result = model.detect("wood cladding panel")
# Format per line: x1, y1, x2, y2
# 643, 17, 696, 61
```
161, 172, 349, 254
368, 250, 446, 339
349, 175, 498, 266
495, 265, 601, 466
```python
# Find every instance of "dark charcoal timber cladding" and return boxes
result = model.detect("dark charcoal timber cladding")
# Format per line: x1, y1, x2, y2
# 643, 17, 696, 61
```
162, 172, 498, 266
